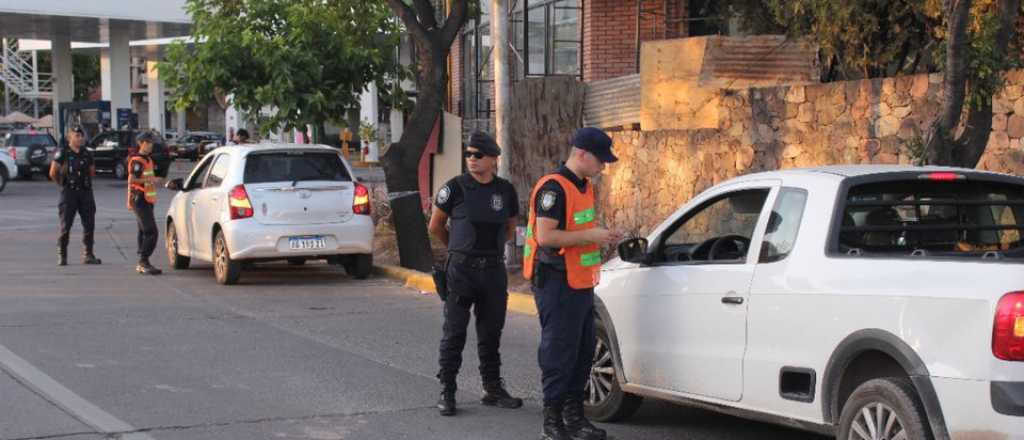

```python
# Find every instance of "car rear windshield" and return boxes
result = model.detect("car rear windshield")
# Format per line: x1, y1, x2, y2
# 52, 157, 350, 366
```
837, 175, 1024, 259
4, 134, 56, 147
243, 151, 351, 184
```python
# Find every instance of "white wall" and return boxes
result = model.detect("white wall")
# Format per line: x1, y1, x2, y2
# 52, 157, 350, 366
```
432, 112, 464, 196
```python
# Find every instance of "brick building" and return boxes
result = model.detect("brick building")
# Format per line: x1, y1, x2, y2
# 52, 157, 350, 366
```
448, 0, 732, 129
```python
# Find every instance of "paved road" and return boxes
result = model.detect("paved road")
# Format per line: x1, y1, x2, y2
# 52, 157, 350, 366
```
0, 161, 827, 440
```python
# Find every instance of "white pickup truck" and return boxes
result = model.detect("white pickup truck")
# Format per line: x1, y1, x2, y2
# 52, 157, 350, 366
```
588, 165, 1024, 440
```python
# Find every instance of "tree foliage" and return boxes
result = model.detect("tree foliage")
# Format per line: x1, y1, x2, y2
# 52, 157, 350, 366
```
160, 0, 401, 140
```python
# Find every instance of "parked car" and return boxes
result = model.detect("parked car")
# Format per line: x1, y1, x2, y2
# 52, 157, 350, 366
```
0, 149, 18, 193
87, 130, 172, 179
164, 144, 374, 285
1, 129, 58, 179
588, 165, 1024, 439
172, 132, 225, 161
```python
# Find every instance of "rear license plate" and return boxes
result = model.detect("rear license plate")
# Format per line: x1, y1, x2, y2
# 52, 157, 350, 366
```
288, 236, 326, 250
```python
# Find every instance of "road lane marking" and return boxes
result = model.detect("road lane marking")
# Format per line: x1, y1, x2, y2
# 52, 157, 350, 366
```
0, 343, 156, 439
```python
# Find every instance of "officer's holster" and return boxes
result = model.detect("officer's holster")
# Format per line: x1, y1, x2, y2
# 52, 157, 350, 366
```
432, 258, 449, 302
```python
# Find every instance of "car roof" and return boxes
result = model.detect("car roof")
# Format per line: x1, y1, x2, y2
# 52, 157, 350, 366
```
728, 164, 1016, 184
229, 143, 341, 155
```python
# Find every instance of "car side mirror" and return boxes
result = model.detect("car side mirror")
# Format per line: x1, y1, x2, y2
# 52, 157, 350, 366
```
166, 178, 185, 192
618, 237, 650, 265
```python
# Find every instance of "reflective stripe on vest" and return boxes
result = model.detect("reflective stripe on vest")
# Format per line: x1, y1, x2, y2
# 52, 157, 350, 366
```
523, 173, 601, 290
127, 156, 157, 207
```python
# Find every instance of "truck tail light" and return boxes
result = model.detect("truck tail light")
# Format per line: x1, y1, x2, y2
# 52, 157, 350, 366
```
228, 185, 254, 220
353, 182, 371, 215
993, 291, 1024, 361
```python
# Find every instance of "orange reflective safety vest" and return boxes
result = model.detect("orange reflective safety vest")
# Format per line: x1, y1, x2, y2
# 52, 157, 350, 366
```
127, 155, 157, 209
523, 174, 601, 290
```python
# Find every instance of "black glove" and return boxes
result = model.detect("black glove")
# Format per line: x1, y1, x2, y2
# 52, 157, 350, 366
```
432, 262, 449, 302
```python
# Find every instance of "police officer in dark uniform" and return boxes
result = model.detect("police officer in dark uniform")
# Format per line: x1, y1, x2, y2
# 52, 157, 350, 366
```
428, 132, 523, 417
524, 128, 621, 440
128, 131, 162, 275
49, 125, 102, 266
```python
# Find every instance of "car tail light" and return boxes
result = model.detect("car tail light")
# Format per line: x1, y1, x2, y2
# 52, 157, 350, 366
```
993, 291, 1024, 361
353, 182, 371, 215
228, 185, 254, 220
919, 172, 965, 181
6, 147, 15, 161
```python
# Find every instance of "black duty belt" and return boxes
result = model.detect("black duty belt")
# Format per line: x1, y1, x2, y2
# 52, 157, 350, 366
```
448, 252, 504, 269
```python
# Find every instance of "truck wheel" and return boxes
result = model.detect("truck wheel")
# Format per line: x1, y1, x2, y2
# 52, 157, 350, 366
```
0, 166, 7, 193
584, 319, 643, 422
838, 377, 932, 440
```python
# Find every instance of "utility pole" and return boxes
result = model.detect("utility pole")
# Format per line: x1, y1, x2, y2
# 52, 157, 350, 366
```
491, 0, 511, 179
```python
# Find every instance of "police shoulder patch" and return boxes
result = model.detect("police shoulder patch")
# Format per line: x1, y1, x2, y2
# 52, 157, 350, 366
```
540, 190, 557, 211
436, 185, 451, 205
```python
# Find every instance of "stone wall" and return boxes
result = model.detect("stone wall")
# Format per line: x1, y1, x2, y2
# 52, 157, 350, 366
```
597, 69, 1024, 236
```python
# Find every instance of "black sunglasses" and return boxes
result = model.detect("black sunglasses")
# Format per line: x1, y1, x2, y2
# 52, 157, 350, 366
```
463, 151, 489, 159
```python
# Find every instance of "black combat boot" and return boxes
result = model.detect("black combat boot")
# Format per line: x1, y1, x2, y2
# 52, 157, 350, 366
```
57, 250, 67, 267
136, 259, 163, 275
563, 398, 606, 440
541, 404, 568, 440
438, 383, 457, 416
482, 379, 523, 408
82, 250, 102, 265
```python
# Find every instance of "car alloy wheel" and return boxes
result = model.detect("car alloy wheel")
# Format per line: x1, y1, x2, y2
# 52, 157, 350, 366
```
848, 402, 906, 440
587, 336, 615, 406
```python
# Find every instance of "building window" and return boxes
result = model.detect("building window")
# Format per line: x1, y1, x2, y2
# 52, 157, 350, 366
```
462, 0, 581, 123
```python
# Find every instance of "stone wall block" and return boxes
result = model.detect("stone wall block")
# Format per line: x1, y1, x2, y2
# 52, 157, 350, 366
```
785, 86, 806, 103
1006, 114, 1024, 139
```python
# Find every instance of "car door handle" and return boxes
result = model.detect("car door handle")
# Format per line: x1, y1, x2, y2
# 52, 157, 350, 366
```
721, 296, 744, 305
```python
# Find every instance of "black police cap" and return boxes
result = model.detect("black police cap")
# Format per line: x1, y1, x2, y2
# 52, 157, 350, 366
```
572, 127, 617, 163
136, 131, 158, 144
468, 131, 501, 156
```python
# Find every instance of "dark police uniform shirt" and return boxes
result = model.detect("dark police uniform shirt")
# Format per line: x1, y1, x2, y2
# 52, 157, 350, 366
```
53, 147, 93, 191
435, 174, 519, 257
533, 164, 589, 268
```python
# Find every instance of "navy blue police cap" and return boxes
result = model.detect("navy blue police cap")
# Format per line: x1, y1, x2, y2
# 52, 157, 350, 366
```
136, 131, 157, 144
572, 127, 617, 163
468, 131, 501, 156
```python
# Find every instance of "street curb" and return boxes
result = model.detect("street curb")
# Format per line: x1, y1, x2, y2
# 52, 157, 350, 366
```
374, 265, 538, 316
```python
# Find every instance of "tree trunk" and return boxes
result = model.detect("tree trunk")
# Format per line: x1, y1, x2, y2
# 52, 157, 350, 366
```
953, 0, 1021, 167
382, 47, 448, 271
925, 0, 973, 166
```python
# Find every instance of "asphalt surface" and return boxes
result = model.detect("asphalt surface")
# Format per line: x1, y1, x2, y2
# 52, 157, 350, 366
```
0, 161, 827, 440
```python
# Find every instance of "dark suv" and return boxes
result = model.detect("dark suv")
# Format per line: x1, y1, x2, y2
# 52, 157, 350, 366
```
2, 130, 59, 179
87, 130, 172, 179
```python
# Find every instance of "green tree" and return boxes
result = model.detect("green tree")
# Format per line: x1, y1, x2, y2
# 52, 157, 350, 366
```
382, 0, 471, 271
160, 0, 400, 143
925, 0, 1022, 166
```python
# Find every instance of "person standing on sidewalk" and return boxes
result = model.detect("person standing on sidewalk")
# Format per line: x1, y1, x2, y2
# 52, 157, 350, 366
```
127, 131, 162, 275
523, 128, 621, 440
428, 131, 523, 417
49, 125, 102, 266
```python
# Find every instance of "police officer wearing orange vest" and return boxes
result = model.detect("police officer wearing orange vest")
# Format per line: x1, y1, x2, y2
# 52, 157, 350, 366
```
524, 128, 621, 440
429, 132, 523, 417
128, 131, 162, 275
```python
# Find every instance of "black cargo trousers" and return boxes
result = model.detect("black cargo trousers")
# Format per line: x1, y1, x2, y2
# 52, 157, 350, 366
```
437, 255, 509, 387
57, 188, 97, 254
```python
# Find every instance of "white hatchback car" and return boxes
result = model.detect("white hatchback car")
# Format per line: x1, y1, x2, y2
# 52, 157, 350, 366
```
164, 144, 375, 284
588, 166, 1024, 440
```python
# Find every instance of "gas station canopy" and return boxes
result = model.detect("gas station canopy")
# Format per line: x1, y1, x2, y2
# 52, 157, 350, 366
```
0, 1, 191, 42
